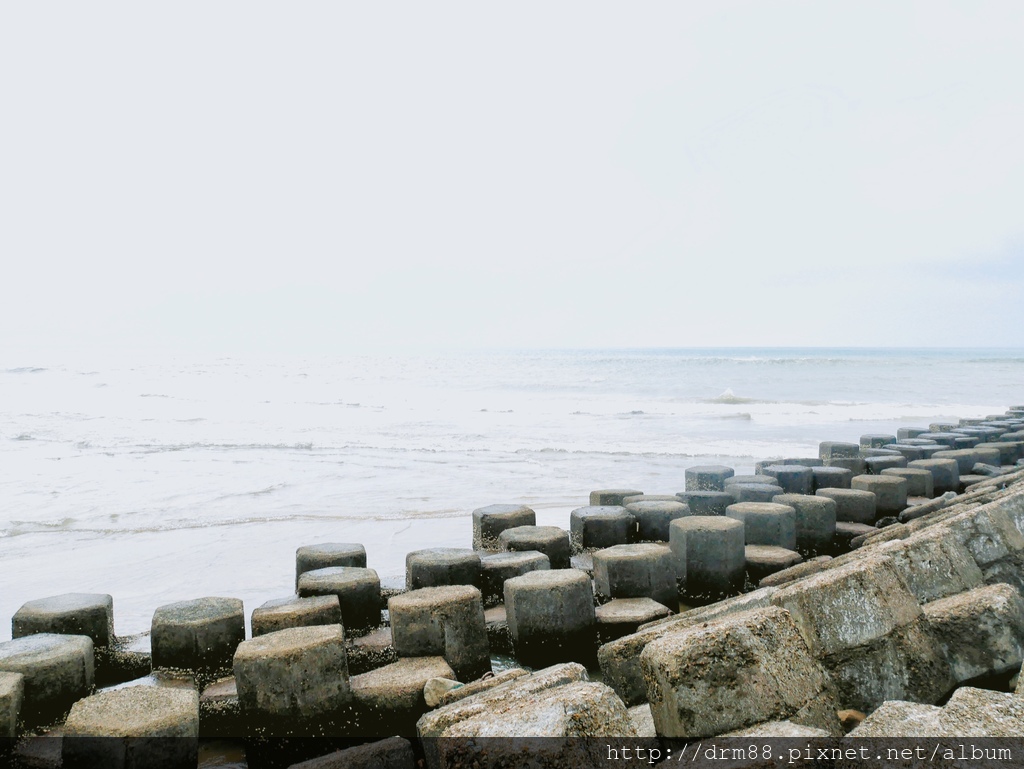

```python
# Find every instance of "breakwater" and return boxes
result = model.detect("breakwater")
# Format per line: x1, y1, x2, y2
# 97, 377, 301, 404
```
2, 407, 1024, 767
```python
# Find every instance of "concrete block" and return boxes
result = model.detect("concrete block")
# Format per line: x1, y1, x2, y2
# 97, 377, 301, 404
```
762, 465, 813, 495
770, 555, 922, 658
0, 634, 94, 728
406, 548, 480, 590
725, 474, 776, 486
938, 686, 1024, 736
504, 570, 595, 667
625, 500, 690, 541
669, 516, 745, 602
684, 465, 735, 492
885, 443, 929, 462
675, 490, 733, 515
727, 482, 786, 503
812, 466, 853, 491
864, 455, 908, 474
1, 672, 23, 740
640, 607, 841, 738
816, 488, 876, 525
924, 583, 1024, 686
978, 442, 1022, 465
834, 522, 877, 548
151, 597, 244, 680
437, 667, 528, 707
388, 586, 490, 681
353, 657, 455, 737
233, 625, 351, 722
472, 504, 536, 551
851, 474, 908, 516
569, 506, 633, 552
199, 675, 240, 738
744, 546, 803, 583
295, 544, 366, 589
621, 494, 681, 505
820, 441, 860, 461
12, 594, 114, 652
758, 556, 833, 588
771, 493, 836, 555
897, 427, 930, 439
726, 502, 797, 549
479, 551, 549, 607
298, 567, 381, 633
287, 736, 415, 769
62, 686, 199, 769
908, 458, 960, 494
597, 587, 777, 707
932, 449, 982, 476
592, 544, 675, 606
876, 529, 984, 604
825, 457, 868, 475
251, 595, 342, 637
346, 626, 397, 676
881, 468, 934, 498
861, 434, 896, 449
846, 700, 942, 737
589, 489, 643, 506
595, 598, 672, 644
498, 525, 571, 569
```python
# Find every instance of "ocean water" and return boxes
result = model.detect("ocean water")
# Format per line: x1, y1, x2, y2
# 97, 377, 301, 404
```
1, 347, 1022, 640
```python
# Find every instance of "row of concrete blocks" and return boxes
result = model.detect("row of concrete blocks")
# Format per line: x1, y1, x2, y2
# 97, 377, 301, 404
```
598, 478, 1024, 740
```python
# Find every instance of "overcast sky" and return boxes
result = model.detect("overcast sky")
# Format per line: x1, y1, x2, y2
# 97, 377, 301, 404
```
2, 2, 1023, 356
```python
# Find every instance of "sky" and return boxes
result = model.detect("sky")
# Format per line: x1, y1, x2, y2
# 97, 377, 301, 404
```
2, 2, 1023, 356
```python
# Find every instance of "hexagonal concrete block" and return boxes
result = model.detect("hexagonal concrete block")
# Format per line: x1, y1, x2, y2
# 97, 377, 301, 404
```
1, 672, 24, 740
816, 488, 876, 524
12, 594, 114, 651
479, 551, 549, 607
0, 634, 94, 728
472, 504, 536, 550
297, 567, 381, 633
151, 597, 244, 679
851, 474, 908, 515
295, 544, 366, 589
589, 489, 643, 506
405, 548, 480, 591
771, 493, 836, 555
669, 516, 745, 602
684, 465, 735, 492
569, 506, 634, 552
592, 543, 675, 607
726, 502, 797, 549
625, 500, 691, 541
504, 570, 595, 668
251, 595, 342, 637
498, 525, 571, 569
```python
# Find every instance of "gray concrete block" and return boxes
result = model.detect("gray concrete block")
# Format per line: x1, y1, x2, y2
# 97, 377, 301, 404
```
388, 586, 490, 681
825, 457, 868, 475
908, 458, 960, 494
62, 686, 199, 769
897, 427, 930, 440
592, 544, 675, 606
725, 474, 775, 486
589, 489, 643, 506
864, 455, 908, 474
0, 634, 94, 728
504, 570, 595, 667
251, 595, 342, 637
625, 500, 691, 541
675, 490, 734, 516
727, 482, 786, 503
233, 625, 351, 721
816, 488, 877, 524
684, 465, 735, 492
881, 467, 934, 498
876, 529, 983, 604
569, 505, 634, 552
298, 567, 382, 633
932, 449, 983, 476
295, 544, 366, 589
726, 502, 797, 549
353, 657, 455, 737
771, 493, 837, 555
761, 465, 813, 495
851, 474, 908, 516
12, 594, 114, 651
640, 607, 841, 738
861, 434, 896, 449
151, 598, 244, 680
595, 598, 672, 644
405, 548, 480, 591
498, 525, 571, 569
744, 545, 803, 583
812, 466, 853, 491
0, 672, 23, 740
820, 441, 860, 461
669, 516, 745, 602
472, 504, 536, 551
479, 551, 549, 607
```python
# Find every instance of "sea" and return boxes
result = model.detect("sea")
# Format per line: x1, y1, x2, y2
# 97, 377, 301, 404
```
2, 347, 1022, 640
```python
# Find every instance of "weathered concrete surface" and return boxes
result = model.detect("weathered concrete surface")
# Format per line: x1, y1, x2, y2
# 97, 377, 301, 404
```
478, 551, 549, 607
761, 465, 814, 495
726, 502, 797, 549
437, 667, 528, 707
628, 702, 657, 737
0, 633, 94, 728
718, 720, 832, 737
472, 504, 536, 551
816, 488, 876, 525
388, 586, 490, 681
345, 626, 397, 675
595, 598, 673, 644
505, 570, 595, 667
727, 483, 786, 504
758, 556, 833, 588
770, 555, 951, 710
198, 675, 240, 738
569, 506, 634, 552
812, 466, 853, 491
845, 699, 942, 737
924, 583, 1024, 686
12, 594, 114, 651
353, 656, 455, 737
908, 458, 960, 494
685, 465, 735, 491
881, 467, 934, 498
233, 625, 351, 720
851, 475, 908, 516
151, 597, 245, 679
405, 549, 480, 591
593, 544, 675, 606
744, 545, 803, 583
597, 588, 777, 706
874, 529, 984, 604
251, 595, 342, 637
590, 489, 643, 506
669, 516, 745, 602
287, 736, 416, 769
62, 686, 199, 769
424, 679, 464, 709
640, 607, 841, 738
935, 498, 1024, 591
625, 500, 691, 541
771, 494, 836, 555
295, 544, 366, 588
1, 671, 23, 740
676, 490, 734, 516
938, 686, 1024, 736
498, 525, 571, 569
